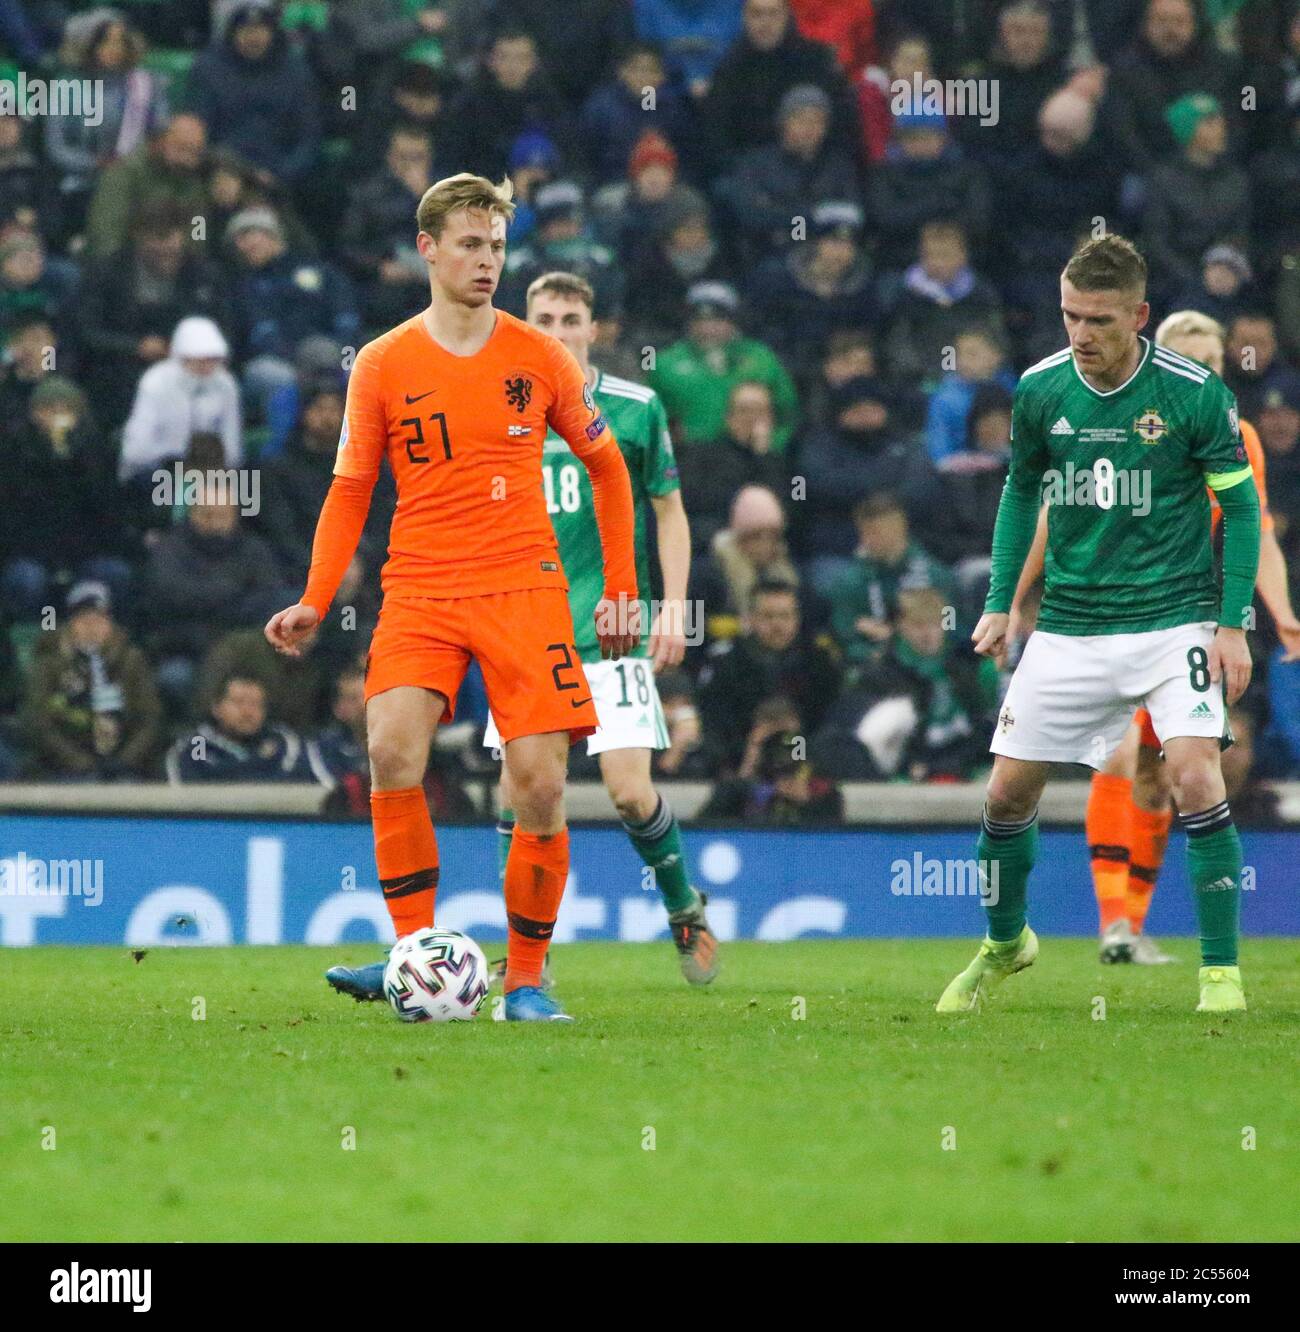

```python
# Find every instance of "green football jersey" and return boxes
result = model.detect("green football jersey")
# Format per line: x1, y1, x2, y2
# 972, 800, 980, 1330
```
543, 368, 680, 663
1005, 336, 1250, 635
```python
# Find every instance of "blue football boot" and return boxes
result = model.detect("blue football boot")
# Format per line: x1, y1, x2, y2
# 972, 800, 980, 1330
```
504, 985, 574, 1022
325, 958, 387, 1002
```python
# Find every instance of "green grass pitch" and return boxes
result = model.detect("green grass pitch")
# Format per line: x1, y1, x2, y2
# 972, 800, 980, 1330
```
2, 939, 1297, 1242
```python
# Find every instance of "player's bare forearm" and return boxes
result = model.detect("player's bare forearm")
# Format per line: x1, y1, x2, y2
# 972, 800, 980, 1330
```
1256, 530, 1300, 659
650, 491, 691, 670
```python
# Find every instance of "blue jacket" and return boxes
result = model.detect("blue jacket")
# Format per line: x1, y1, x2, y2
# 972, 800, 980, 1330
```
1264, 649, 1300, 777
925, 370, 1017, 464
580, 78, 696, 182
633, 0, 742, 88
229, 253, 360, 364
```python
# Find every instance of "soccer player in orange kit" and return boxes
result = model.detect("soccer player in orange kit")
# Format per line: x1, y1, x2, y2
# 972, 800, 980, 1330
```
264, 174, 640, 1021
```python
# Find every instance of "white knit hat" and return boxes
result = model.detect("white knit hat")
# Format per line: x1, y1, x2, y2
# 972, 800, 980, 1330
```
170, 316, 229, 360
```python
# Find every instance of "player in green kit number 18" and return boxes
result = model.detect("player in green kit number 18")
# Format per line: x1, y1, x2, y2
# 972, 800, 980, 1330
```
936, 235, 1260, 1015
482, 271, 720, 985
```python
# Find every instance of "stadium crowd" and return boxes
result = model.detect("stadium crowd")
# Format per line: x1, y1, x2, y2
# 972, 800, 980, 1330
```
2, 0, 1299, 822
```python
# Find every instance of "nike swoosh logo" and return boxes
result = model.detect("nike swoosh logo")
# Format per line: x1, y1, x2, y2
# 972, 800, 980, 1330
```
571, 696, 593, 708
404, 390, 437, 404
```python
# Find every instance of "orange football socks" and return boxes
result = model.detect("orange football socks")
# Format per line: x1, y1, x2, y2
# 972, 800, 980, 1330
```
1087, 772, 1133, 930
503, 827, 570, 993
1127, 804, 1173, 934
372, 786, 439, 939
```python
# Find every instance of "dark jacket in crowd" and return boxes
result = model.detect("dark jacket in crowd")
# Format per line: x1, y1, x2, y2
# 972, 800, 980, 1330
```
812, 637, 999, 781
494, 0, 637, 109
997, 136, 1122, 299
797, 392, 943, 560
186, 13, 321, 182
1107, 16, 1243, 171
256, 429, 395, 582
928, 452, 1009, 566
21, 625, 162, 779
880, 273, 1005, 388
143, 524, 291, 659
580, 75, 697, 183
165, 719, 324, 783
78, 249, 230, 425
717, 140, 860, 259
698, 630, 843, 771
868, 146, 992, 272
338, 165, 428, 283
674, 436, 790, 554
704, 21, 859, 168
956, 49, 1070, 172
747, 250, 876, 380
441, 68, 576, 180
227, 252, 360, 363
1142, 156, 1251, 295
0, 419, 135, 568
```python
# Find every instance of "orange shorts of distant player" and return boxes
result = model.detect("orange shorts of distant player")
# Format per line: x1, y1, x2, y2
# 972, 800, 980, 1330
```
1133, 707, 1161, 750
364, 586, 597, 745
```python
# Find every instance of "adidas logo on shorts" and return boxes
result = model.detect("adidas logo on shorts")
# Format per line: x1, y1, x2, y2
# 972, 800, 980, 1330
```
1050, 416, 1075, 435
1188, 701, 1214, 719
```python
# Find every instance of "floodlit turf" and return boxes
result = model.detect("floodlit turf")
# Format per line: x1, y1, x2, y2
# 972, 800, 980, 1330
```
2, 939, 1297, 1242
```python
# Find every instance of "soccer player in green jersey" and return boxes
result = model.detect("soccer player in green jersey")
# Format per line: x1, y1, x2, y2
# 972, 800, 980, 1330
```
482, 271, 720, 985
936, 234, 1261, 1015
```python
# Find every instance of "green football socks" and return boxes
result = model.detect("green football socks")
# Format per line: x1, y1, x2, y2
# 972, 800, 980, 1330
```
1179, 801, 1242, 967
978, 808, 1039, 943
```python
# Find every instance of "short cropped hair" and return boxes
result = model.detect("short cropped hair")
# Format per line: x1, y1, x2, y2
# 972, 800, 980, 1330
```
416, 172, 516, 240
526, 270, 595, 313
1063, 233, 1147, 296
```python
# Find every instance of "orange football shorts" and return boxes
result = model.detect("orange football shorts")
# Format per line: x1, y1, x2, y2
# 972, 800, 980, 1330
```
364, 586, 597, 745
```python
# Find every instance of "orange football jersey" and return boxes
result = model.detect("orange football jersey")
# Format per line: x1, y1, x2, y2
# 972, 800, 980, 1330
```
304, 309, 636, 613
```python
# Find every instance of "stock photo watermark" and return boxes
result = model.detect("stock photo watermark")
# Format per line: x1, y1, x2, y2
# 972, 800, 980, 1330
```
890, 854, 1000, 904
0, 72, 103, 124
0, 853, 104, 908
151, 462, 261, 517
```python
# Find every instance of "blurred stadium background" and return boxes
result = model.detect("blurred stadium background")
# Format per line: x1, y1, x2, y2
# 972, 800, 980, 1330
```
2, 0, 1299, 945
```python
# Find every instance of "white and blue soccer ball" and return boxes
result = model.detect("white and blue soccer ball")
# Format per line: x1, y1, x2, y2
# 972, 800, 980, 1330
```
384, 928, 490, 1023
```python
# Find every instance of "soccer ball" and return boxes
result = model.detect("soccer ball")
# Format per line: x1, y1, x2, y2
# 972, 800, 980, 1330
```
384, 928, 491, 1022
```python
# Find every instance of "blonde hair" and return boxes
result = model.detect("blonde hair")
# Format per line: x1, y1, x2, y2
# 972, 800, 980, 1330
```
416, 173, 516, 239
1155, 308, 1226, 350
526, 270, 595, 313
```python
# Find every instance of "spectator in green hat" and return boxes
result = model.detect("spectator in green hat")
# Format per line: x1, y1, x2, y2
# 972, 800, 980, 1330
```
1143, 91, 1248, 299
